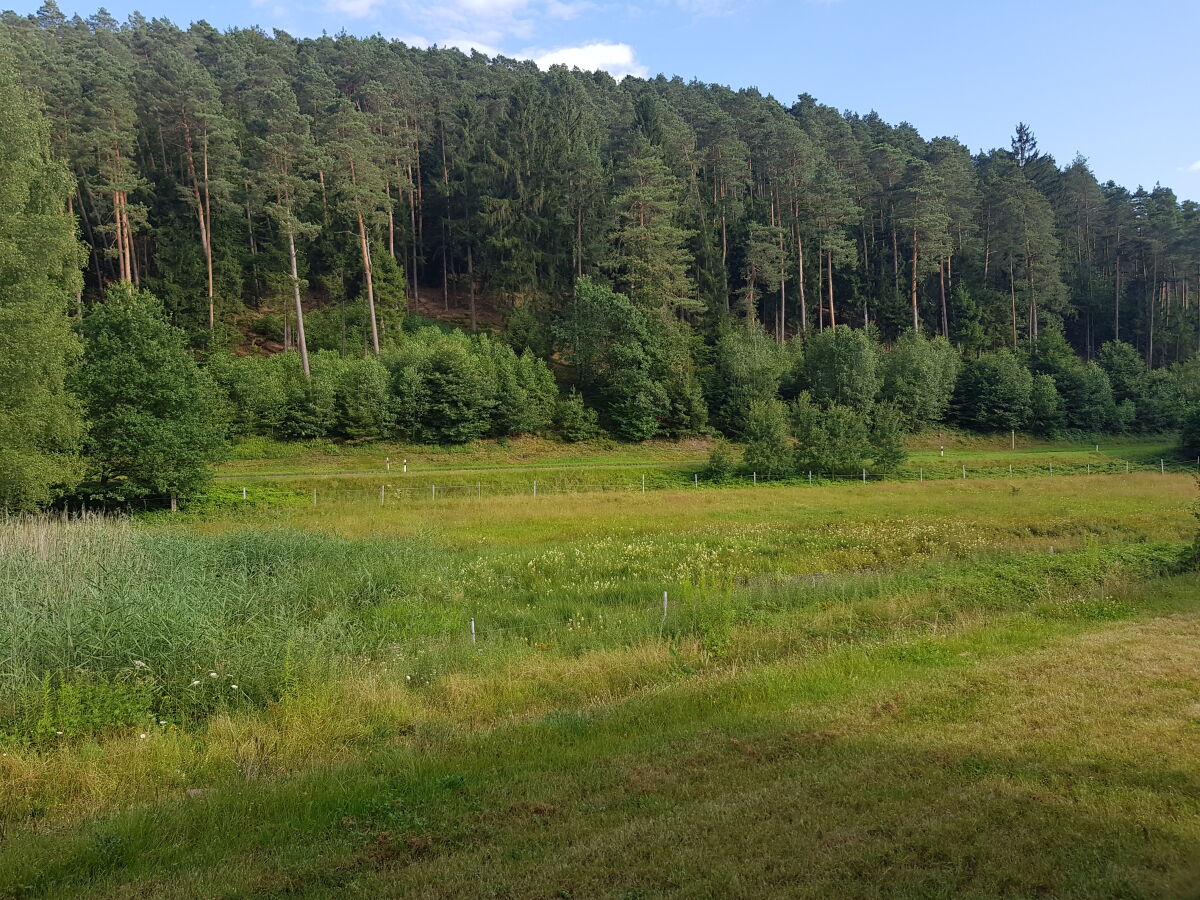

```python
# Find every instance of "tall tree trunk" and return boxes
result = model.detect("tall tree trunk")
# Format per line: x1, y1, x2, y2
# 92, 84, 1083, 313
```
182, 120, 214, 327
827, 249, 836, 328
817, 248, 825, 330
287, 228, 310, 378
910, 229, 919, 332
796, 222, 807, 334
468, 243, 476, 332
777, 227, 786, 343
1009, 257, 1018, 347
357, 210, 381, 355
939, 258, 948, 337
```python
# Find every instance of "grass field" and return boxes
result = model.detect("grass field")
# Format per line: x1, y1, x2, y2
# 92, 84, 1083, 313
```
1, 439, 1197, 897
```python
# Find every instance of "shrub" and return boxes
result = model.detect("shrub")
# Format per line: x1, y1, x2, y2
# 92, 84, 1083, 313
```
953, 350, 1032, 431
742, 398, 794, 478
878, 331, 959, 430
792, 394, 871, 475
554, 389, 601, 442
799, 325, 880, 411
869, 403, 907, 473
1029, 373, 1064, 436
701, 439, 738, 482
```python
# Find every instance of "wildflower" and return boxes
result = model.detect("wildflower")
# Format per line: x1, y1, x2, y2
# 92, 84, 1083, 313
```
191, 680, 201, 686
133, 660, 147, 668
231, 684, 238, 690
56, 730, 63, 735
209, 672, 218, 678
139, 733, 147, 739
405, 675, 411, 681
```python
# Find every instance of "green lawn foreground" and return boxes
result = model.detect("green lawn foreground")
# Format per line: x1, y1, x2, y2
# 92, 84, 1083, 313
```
0, 469, 1197, 898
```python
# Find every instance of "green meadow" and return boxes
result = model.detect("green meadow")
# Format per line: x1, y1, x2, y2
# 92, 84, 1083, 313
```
1, 439, 1198, 897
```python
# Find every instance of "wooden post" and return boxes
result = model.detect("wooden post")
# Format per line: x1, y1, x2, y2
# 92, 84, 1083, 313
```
170, 492, 177, 513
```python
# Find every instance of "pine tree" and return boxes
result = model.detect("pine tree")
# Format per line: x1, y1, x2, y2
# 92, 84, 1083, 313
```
607, 136, 698, 315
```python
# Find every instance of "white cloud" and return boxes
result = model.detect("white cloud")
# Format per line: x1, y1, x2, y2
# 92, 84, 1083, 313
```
532, 41, 646, 78
1184, 160, 1200, 174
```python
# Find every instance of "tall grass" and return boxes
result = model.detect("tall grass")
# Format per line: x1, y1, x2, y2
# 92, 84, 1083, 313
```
0, 515, 443, 741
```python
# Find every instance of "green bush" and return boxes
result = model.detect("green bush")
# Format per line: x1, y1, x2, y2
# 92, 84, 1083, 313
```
554, 389, 601, 442
792, 394, 871, 475
953, 350, 1032, 431
742, 398, 794, 478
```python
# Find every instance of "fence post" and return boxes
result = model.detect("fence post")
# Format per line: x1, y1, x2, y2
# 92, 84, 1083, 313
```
470, 617, 476, 645
380, 485, 385, 505
477, 482, 481, 498
533, 480, 537, 497
1087, 464, 1091, 475
808, 471, 812, 485
1049, 464, 1053, 476
402, 459, 407, 473
1161, 459, 1165, 474
242, 487, 247, 500
432, 484, 437, 500
962, 464, 966, 479
313, 488, 317, 505
1009, 465, 1012, 476
753, 472, 757, 485
694, 473, 698, 487
1126, 461, 1130, 474
386, 457, 391, 472
862, 469, 867, 483
170, 492, 177, 513
662, 590, 668, 623
642, 474, 646, 493
920, 468, 924, 482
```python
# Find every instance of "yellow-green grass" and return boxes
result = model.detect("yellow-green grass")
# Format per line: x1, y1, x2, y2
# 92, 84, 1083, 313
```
0, 470, 1196, 896
209, 434, 1187, 506
3, 578, 1198, 898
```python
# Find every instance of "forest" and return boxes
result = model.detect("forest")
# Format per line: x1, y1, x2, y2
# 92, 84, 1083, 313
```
2, 3, 1200, 510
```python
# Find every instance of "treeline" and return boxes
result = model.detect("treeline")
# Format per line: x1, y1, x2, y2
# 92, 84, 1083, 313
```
3, 10, 1200, 511
2, 5, 1200, 365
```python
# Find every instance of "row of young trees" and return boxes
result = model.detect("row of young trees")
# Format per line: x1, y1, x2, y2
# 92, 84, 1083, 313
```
3, 6, 1200, 370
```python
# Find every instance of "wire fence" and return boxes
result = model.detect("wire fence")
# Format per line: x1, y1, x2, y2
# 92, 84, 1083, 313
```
34, 454, 1200, 515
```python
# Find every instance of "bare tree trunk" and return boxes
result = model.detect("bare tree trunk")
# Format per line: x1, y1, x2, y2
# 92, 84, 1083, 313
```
910, 229, 919, 332
796, 225, 807, 334
827, 249, 836, 328
817, 248, 825, 330
288, 228, 310, 378
939, 258, 948, 337
182, 120, 214, 328
777, 227, 786, 342
1009, 257, 1018, 347
468, 243, 476, 332
357, 212, 380, 355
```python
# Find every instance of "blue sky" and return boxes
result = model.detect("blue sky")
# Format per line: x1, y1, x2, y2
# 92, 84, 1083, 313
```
15, 0, 1200, 200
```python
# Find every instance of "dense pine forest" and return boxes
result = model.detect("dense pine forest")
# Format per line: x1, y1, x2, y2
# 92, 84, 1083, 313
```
2, 3, 1200, 509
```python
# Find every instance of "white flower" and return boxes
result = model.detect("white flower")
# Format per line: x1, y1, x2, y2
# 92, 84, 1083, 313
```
209, 672, 218, 678
133, 660, 147, 668
191, 680, 201, 686
231, 685, 238, 690
56, 730, 63, 735
139, 733, 147, 739
405, 675, 411, 681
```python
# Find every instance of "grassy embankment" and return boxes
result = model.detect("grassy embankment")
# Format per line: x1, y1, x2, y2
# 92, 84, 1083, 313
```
0, 461, 1197, 897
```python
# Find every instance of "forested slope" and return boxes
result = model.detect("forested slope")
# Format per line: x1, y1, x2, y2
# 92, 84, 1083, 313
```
3, 3, 1198, 358
2, 4, 1200, 508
